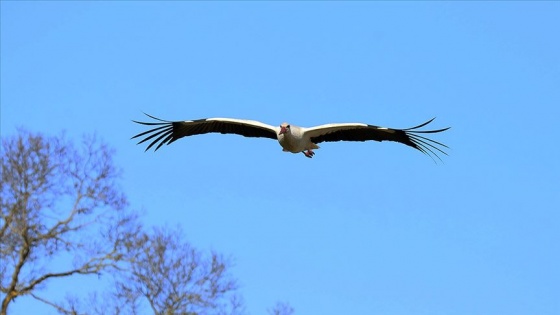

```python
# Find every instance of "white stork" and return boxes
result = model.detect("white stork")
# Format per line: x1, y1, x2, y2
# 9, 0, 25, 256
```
132, 114, 450, 160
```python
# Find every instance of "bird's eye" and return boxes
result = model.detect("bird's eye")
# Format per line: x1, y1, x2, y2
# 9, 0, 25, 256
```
286, 125, 290, 128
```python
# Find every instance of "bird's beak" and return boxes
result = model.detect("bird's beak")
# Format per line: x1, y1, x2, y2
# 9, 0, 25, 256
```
279, 127, 287, 135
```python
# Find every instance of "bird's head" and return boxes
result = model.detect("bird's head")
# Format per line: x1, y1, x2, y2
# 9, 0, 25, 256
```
279, 123, 291, 135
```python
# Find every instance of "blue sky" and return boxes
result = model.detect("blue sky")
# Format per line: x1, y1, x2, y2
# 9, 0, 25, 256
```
2, 2, 559, 315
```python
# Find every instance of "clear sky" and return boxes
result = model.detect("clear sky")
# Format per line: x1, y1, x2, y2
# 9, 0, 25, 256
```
2, 2, 559, 315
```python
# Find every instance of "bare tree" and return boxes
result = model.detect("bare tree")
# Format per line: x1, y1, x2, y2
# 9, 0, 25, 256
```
0, 130, 137, 315
1, 129, 291, 315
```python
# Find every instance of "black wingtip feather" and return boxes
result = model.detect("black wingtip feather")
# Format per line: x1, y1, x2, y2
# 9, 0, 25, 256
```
143, 112, 173, 123
403, 117, 436, 131
131, 125, 171, 140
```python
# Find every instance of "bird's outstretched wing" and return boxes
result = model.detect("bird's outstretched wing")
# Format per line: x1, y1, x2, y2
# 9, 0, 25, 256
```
304, 118, 450, 161
132, 114, 279, 151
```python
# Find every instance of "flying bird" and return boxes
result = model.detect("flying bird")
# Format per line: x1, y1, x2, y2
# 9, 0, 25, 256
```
132, 114, 450, 160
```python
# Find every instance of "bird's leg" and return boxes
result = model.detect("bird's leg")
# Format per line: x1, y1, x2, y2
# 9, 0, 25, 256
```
302, 149, 315, 158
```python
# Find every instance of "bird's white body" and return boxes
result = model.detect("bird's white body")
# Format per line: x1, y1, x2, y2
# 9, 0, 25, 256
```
277, 125, 319, 153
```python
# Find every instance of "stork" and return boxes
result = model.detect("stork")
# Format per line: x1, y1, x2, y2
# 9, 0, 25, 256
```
132, 114, 450, 160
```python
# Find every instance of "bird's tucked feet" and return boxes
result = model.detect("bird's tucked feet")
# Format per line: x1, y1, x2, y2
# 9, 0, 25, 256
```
303, 150, 315, 158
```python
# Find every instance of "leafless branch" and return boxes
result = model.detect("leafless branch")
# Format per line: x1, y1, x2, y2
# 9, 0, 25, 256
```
30, 293, 80, 315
